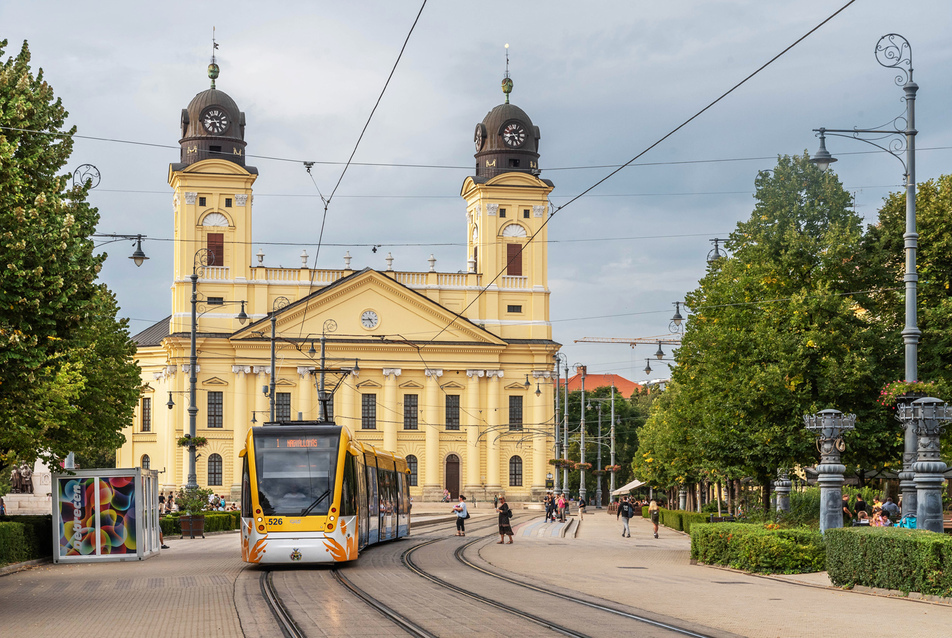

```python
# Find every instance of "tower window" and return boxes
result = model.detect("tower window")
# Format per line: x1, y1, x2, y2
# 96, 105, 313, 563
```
499, 208, 506, 218
361, 394, 377, 429
523, 209, 530, 219
225, 198, 232, 208
506, 243, 523, 277
509, 395, 523, 431
507, 305, 522, 314
198, 196, 207, 207
207, 233, 224, 266
207, 297, 224, 305
207, 391, 223, 428
403, 394, 418, 430
445, 395, 460, 431
508, 159, 521, 168
141, 397, 151, 432
141, 454, 151, 470
209, 145, 222, 155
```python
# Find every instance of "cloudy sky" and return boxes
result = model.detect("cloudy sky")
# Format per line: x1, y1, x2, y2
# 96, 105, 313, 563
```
3, 1, 951, 384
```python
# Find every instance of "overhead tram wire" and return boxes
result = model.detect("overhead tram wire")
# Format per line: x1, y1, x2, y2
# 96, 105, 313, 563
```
297, 0, 428, 339
423, 0, 858, 346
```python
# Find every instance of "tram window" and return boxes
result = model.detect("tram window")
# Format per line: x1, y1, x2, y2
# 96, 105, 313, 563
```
241, 457, 252, 517
341, 454, 357, 516
253, 431, 340, 516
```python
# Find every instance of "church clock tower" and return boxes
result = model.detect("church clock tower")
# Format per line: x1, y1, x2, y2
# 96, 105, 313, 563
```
168, 58, 258, 332
461, 72, 553, 340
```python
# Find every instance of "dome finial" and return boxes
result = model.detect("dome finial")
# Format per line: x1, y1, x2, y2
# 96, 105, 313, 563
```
208, 26, 220, 89
501, 43, 513, 104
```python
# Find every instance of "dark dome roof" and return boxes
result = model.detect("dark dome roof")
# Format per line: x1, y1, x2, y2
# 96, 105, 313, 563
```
176, 84, 249, 169
183, 89, 241, 138
474, 99, 541, 178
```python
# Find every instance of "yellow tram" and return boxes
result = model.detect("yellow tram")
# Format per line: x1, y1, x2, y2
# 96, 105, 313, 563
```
240, 422, 411, 564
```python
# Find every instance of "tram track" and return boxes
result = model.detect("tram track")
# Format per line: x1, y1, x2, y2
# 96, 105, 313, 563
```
260, 570, 306, 638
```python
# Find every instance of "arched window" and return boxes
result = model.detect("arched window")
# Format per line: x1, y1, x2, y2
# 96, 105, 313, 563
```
141, 454, 151, 470
509, 456, 523, 487
208, 453, 223, 486
406, 455, 418, 487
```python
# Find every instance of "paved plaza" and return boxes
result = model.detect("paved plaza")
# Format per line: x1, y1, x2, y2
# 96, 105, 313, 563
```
0, 506, 949, 637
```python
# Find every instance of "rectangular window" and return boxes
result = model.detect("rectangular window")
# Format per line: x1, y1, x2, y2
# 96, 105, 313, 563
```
445, 395, 460, 431
225, 198, 232, 208
207, 233, 224, 266
207, 296, 224, 305
209, 145, 222, 155
318, 393, 334, 422
361, 394, 377, 429
198, 196, 207, 207
499, 208, 506, 218
276, 392, 291, 421
207, 391, 223, 428
141, 397, 152, 432
523, 208, 530, 219
506, 243, 523, 277
507, 305, 522, 313
508, 159, 521, 168
403, 394, 418, 430
509, 395, 523, 431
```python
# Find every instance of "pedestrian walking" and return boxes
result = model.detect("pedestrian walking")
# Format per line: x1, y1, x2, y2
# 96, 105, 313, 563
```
578, 497, 586, 520
496, 496, 514, 544
617, 496, 633, 537
452, 495, 468, 536
493, 493, 499, 510
649, 499, 660, 538
557, 494, 566, 522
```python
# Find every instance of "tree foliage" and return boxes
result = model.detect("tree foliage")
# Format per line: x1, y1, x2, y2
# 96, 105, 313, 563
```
0, 40, 139, 467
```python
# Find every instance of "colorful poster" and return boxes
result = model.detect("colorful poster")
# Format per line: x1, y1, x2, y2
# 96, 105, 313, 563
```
58, 477, 96, 556
99, 476, 137, 554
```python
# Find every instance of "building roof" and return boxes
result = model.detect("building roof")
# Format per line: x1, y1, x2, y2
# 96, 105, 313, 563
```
561, 373, 640, 397
132, 316, 171, 347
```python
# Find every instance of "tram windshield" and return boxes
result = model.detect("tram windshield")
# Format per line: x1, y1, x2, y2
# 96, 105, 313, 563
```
253, 430, 340, 516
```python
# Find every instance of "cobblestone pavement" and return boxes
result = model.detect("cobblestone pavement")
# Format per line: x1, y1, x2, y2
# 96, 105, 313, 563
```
478, 510, 952, 638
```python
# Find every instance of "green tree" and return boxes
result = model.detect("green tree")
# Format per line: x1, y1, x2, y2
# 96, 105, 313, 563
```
0, 41, 139, 466
665, 154, 893, 507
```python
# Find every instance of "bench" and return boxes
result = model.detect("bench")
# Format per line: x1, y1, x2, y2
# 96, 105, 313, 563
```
708, 515, 736, 523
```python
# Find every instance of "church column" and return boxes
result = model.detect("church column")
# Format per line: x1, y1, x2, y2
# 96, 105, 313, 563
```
382, 369, 401, 452
464, 370, 483, 498
486, 371, 503, 494
423, 369, 443, 500
297, 367, 313, 420
353, 370, 363, 431
532, 371, 549, 499
159, 366, 178, 491
231, 366, 251, 499
338, 370, 355, 429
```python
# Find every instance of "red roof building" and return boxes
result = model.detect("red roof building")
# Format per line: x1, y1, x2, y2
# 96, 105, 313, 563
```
561, 373, 640, 397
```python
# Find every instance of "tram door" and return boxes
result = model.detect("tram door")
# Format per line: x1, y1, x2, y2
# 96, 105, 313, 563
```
445, 454, 460, 499
377, 457, 395, 541
364, 452, 379, 544
356, 454, 369, 549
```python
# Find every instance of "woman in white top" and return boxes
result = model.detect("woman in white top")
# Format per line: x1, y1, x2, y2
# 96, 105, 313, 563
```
453, 495, 469, 536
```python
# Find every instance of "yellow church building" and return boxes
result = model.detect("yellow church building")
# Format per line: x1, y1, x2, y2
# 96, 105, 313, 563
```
119, 63, 559, 501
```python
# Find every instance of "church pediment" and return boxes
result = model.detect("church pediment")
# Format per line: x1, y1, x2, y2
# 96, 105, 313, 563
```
202, 376, 228, 386
504, 382, 528, 391
441, 381, 464, 390
356, 379, 382, 389
399, 380, 423, 389
275, 378, 296, 387
232, 269, 506, 347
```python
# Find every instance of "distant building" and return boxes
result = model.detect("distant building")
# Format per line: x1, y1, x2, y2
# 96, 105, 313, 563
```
561, 374, 640, 397
119, 64, 559, 501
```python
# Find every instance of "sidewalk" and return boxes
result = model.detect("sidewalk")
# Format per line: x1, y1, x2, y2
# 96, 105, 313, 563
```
479, 510, 952, 638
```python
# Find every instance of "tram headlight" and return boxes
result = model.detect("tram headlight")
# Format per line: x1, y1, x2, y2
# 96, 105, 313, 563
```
329, 516, 335, 521
256, 517, 262, 522
327, 523, 334, 531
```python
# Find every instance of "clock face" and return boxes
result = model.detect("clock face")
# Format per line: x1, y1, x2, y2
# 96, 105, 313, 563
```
502, 122, 526, 148
202, 108, 230, 134
360, 310, 379, 329
474, 124, 485, 151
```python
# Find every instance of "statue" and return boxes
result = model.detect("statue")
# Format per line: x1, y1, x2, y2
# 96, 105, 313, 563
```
20, 464, 33, 494
10, 466, 22, 494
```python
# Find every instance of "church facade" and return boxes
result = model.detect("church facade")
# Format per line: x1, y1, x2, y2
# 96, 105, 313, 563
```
119, 64, 560, 501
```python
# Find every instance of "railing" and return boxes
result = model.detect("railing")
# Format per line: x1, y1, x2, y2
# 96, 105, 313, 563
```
393, 272, 428, 286
500, 276, 529, 289
437, 273, 468, 287
265, 268, 297, 282
201, 266, 230, 280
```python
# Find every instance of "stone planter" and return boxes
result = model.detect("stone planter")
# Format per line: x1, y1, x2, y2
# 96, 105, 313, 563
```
180, 514, 206, 539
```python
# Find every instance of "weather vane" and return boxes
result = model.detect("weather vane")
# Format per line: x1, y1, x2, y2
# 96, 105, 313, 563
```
502, 43, 513, 104
209, 26, 220, 88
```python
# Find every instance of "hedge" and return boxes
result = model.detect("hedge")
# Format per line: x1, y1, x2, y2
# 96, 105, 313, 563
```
691, 523, 825, 574
160, 511, 240, 536
640, 507, 712, 534
826, 527, 952, 596
0, 515, 53, 566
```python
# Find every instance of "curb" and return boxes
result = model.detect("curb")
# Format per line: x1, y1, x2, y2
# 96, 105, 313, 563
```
0, 557, 51, 577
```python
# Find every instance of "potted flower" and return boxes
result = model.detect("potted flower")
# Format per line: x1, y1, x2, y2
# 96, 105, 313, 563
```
591, 469, 606, 476
605, 464, 621, 473
176, 486, 214, 539
548, 458, 563, 467
878, 380, 945, 409
574, 462, 592, 471
177, 435, 208, 448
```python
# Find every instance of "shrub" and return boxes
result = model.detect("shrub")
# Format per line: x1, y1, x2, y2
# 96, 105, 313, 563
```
826, 527, 952, 596
0, 515, 52, 560
160, 511, 240, 536
691, 523, 825, 574
0, 522, 30, 565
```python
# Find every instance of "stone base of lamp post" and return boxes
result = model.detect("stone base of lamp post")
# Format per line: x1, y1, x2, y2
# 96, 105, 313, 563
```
678, 487, 687, 511
774, 472, 792, 513
817, 463, 846, 534
899, 445, 918, 517
914, 463, 946, 533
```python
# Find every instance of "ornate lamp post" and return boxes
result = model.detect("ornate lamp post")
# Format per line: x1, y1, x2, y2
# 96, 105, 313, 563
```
561, 357, 570, 495
810, 34, 919, 514
576, 364, 587, 503
804, 409, 856, 533
898, 397, 950, 533
267, 297, 291, 421
774, 469, 792, 513
188, 248, 247, 489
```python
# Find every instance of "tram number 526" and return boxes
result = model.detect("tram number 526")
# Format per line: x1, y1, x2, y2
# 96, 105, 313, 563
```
268, 518, 283, 526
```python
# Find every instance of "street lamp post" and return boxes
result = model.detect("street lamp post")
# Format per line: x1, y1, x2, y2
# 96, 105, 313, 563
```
811, 34, 919, 515
804, 409, 856, 534
610, 384, 616, 496
268, 297, 291, 422
589, 401, 603, 508
577, 364, 587, 503
553, 354, 562, 494
898, 397, 950, 533
188, 248, 247, 489
562, 359, 570, 496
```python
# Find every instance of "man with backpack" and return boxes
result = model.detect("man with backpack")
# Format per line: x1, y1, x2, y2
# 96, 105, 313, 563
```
617, 496, 634, 538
